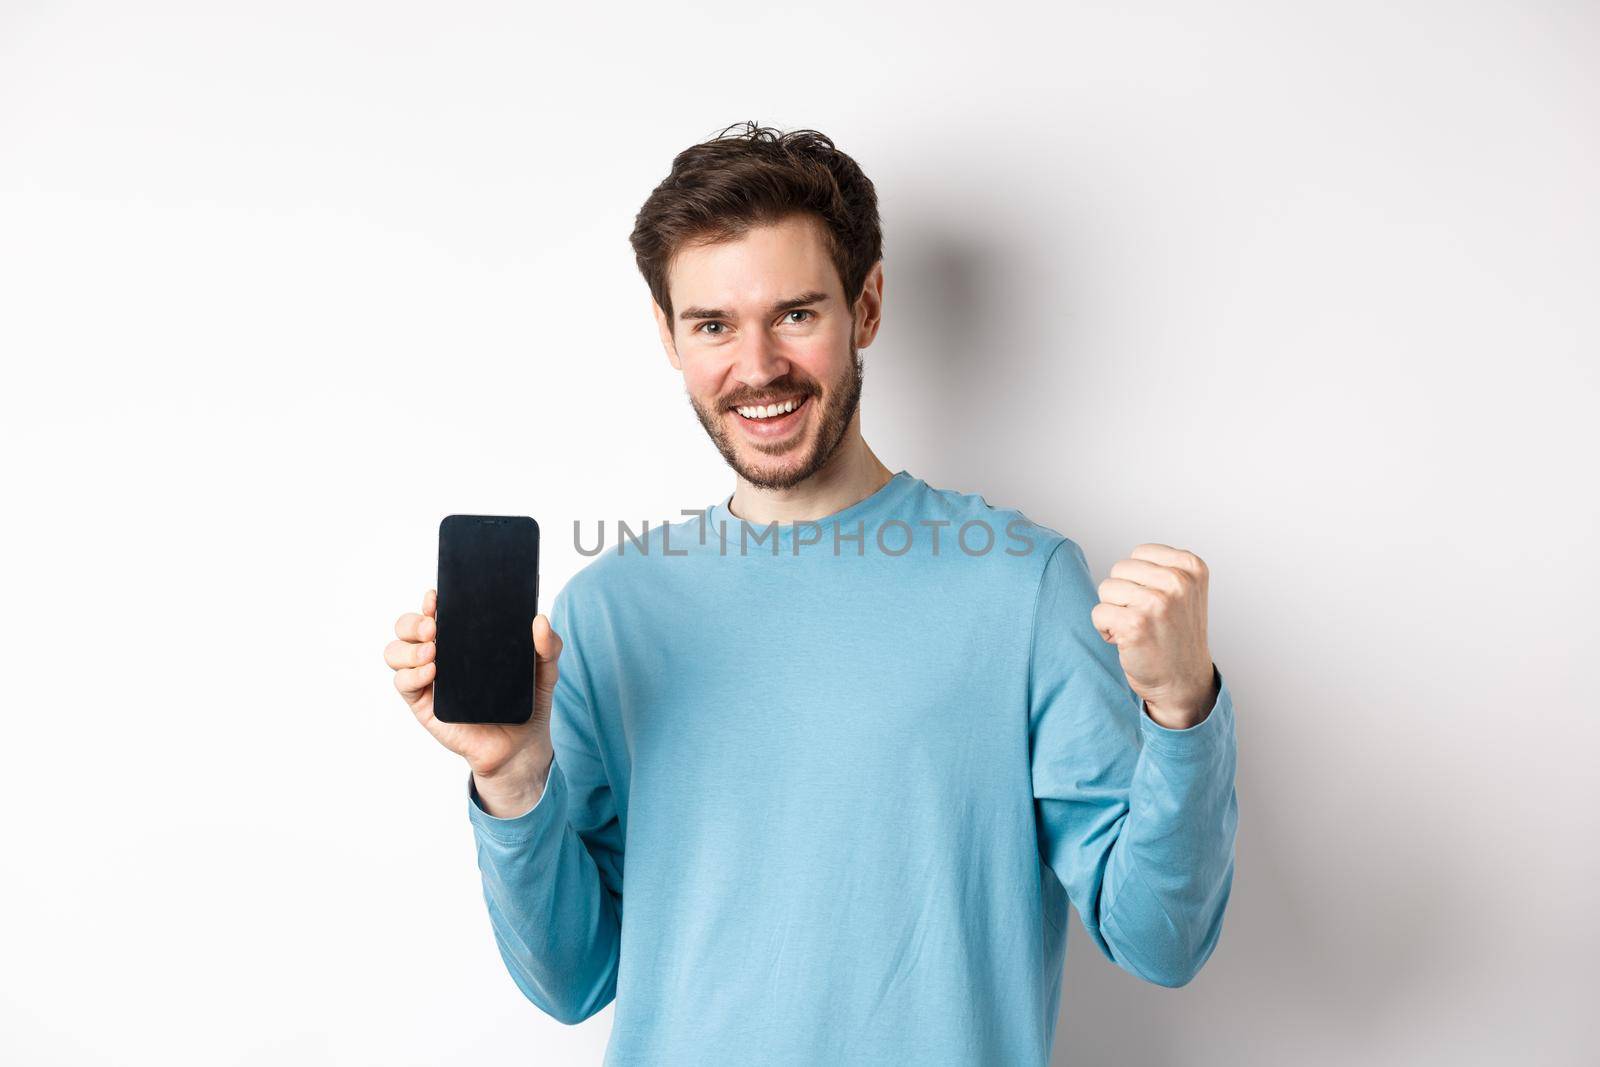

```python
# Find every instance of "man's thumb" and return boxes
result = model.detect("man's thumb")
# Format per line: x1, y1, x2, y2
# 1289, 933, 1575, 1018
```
532, 613, 563, 664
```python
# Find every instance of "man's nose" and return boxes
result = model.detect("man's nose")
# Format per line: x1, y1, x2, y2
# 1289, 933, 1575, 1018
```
730, 329, 791, 388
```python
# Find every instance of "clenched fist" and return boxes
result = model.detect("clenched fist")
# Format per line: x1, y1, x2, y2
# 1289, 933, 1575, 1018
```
1091, 543, 1220, 730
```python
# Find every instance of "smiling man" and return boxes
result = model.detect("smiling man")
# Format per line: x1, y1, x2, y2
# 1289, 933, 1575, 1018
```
386, 121, 1238, 1066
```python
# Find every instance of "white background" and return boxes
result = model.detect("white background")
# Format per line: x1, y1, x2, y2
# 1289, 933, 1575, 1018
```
3, 2, 1596, 1064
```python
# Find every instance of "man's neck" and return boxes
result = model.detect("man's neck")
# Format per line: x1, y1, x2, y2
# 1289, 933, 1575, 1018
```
727, 436, 895, 526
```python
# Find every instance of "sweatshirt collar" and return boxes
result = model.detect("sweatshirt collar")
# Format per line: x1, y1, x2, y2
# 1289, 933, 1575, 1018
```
705, 469, 918, 543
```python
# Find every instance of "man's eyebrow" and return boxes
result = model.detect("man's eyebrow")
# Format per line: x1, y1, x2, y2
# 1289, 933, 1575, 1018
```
678, 290, 830, 321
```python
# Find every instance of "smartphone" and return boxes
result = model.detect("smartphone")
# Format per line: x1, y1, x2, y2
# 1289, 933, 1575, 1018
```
434, 514, 540, 724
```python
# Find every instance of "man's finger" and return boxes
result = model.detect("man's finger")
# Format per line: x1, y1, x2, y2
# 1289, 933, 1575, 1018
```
532, 614, 563, 664
394, 660, 436, 698
1106, 557, 1187, 595
1128, 544, 1207, 580
384, 637, 434, 671
395, 611, 436, 643
1096, 576, 1163, 611
532, 615, 563, 701
1091, 601, 1138, 643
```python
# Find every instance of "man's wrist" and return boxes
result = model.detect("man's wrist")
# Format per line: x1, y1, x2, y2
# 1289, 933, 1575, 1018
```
472, 743, 554, 818
1143, 663, 1222, 731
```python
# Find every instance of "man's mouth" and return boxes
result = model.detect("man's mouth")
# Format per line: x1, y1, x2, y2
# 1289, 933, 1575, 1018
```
727, 394, 811, 440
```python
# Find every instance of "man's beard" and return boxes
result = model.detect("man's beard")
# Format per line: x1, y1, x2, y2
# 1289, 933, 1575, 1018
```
687, 342, 864, 491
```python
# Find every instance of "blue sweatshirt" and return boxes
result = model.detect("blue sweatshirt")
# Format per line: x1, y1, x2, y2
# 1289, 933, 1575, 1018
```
466, 470, 1238, 1065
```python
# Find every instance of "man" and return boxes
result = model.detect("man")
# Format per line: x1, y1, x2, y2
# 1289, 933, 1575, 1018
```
385, 121, 1237, 1065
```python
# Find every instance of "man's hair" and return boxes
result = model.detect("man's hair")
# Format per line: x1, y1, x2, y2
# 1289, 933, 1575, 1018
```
629, 120, 883, 323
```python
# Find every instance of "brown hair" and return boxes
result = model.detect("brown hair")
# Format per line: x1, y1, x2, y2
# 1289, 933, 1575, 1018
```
629, 120, 883, 324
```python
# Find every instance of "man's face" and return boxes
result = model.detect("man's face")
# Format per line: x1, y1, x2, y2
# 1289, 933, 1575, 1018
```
654, 214, 881, 491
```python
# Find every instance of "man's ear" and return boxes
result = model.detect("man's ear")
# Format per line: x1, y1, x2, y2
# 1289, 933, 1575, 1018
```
652, 298, 682, 370
853, 258, 885, 349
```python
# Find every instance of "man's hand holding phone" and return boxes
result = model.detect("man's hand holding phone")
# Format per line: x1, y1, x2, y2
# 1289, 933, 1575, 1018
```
386, 587, 564, 819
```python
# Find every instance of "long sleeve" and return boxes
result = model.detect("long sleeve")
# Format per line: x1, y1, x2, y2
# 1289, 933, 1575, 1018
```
1028, 536, 1238, 988
465, 585, 624, 1023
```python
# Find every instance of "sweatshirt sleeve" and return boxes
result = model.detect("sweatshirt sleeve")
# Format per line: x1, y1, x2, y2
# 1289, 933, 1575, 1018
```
465, 584, 623, 1024
1028, 536, 1238, 988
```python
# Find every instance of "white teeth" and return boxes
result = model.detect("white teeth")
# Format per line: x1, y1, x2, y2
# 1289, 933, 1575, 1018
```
736, 398, 800, 419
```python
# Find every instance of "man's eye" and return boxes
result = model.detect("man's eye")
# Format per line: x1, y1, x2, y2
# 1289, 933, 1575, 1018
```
697, 311, 810, 335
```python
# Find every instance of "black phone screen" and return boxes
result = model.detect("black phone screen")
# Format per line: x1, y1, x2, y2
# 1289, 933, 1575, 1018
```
434, 514, 540, 724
